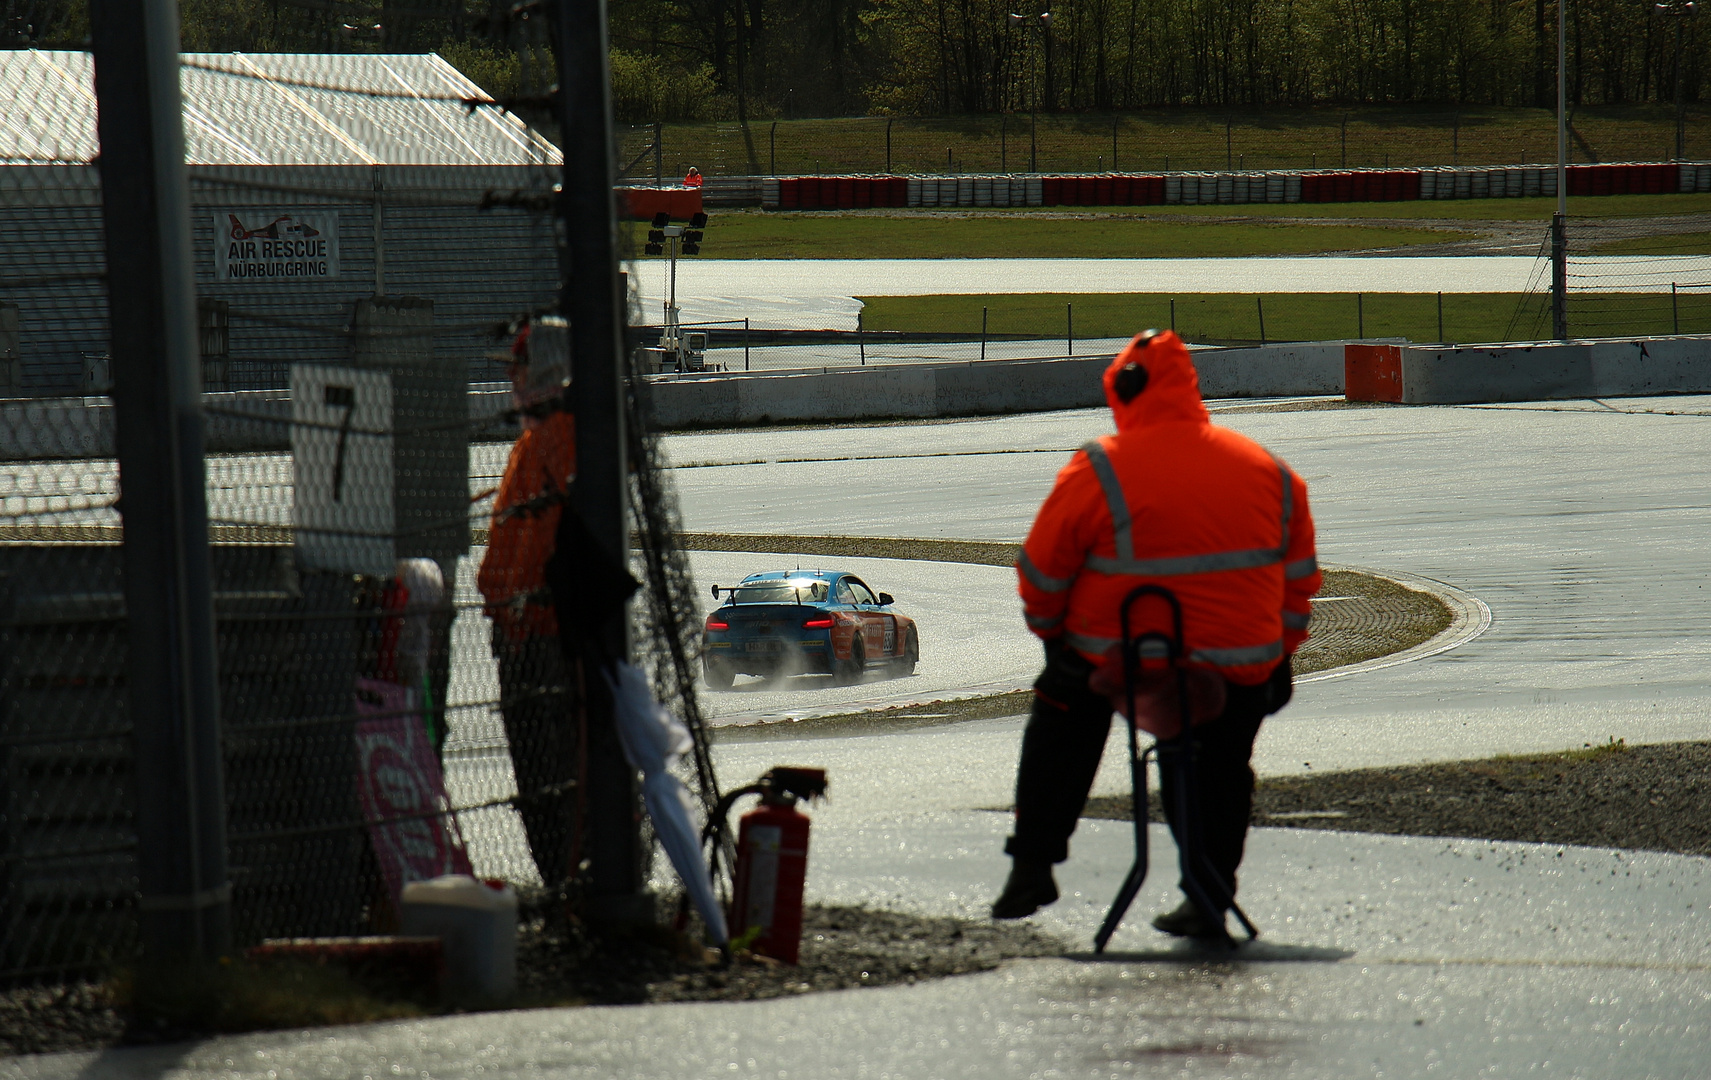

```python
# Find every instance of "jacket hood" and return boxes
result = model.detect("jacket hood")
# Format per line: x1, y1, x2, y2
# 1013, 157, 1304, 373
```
1102, 330, 1208, 431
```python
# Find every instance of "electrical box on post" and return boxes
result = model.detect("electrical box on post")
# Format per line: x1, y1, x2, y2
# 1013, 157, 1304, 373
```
291, 363, 395, 575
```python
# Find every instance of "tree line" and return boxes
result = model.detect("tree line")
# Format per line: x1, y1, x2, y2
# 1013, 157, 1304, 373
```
2, 0, 1705, 121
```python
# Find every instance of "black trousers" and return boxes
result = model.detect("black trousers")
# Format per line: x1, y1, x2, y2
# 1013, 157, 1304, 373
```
492, 629, 582, 888
1006, 648, 1291, 898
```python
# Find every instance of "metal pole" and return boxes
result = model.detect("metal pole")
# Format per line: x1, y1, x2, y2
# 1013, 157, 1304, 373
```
981, 306, 988, 361
1358, 292, 1365, 338
1438, 291, 1445, 342
744, 316, 750, 371
1226, 117, 1233, 170
372, 165, 385, 296
1553, 0, 1569, 340
770, 120, 776, 176
1673, 282, 1680, 334
1067, 302, 1073, 355
1256, 295, 1265, 344
858, 311, 865, 366
1676, 14, 1687, 160
886, 118, 893, 174
654, 119, 663, 186
89, 0, 230, 964
551, 0, 644, 921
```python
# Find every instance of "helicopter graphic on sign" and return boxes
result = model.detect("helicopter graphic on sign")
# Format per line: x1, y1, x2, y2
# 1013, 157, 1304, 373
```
214, 211, 340, 281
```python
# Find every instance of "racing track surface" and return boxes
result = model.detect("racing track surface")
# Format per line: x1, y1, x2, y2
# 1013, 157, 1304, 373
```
670, 396, 1711, 776
634, 255, 1688, 327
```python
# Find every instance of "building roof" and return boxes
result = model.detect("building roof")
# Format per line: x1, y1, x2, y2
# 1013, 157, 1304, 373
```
0, 50, 561, 166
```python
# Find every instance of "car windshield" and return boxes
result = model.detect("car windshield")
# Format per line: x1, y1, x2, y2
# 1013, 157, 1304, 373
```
731, 579, 829, 604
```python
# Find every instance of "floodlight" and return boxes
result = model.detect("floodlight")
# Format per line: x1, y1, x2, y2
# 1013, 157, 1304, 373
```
644, 242, 663, 255
647, 229, 666, 243
689, 211, 709, 228
651, 211, 670, 228
682, 242, 700, 255
684, 229, 704, 243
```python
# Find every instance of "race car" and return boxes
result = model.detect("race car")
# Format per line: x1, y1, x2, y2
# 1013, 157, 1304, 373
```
701, 569, 920, 691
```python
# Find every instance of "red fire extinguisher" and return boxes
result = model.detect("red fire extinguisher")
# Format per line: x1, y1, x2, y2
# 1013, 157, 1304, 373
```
710, 766, 828, 965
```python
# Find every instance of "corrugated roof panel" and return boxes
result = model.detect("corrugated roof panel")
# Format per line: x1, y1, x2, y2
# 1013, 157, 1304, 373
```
0, 51, 561, 167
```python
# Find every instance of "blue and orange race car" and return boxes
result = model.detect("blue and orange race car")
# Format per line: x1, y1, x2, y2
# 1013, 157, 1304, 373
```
701, 569, 920, 690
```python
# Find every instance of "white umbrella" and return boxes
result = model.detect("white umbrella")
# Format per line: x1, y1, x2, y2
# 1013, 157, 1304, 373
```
605, 660, 730, 947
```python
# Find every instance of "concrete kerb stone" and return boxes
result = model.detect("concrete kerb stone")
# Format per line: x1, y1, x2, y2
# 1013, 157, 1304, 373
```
1346, 334, 1711, 405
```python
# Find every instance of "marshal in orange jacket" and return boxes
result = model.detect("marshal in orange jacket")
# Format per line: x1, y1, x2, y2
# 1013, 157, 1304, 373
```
1017, 330, 1320, 686
478, 410, 576, 640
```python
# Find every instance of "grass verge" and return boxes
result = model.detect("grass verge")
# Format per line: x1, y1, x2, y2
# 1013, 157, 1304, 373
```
628, 215, 1464, 260
1082, 738, 1711, 860
641, 106, 1705, 177
856, 291, 1711, 345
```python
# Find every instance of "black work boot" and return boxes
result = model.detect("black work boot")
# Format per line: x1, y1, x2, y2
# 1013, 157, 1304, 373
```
1150, 899, 1226, 939
991, 858, 1059, 919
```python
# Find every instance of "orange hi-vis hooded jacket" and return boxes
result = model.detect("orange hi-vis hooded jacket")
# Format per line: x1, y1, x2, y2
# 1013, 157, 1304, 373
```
478, 410, 576, 640
1017, 330, 1320, 686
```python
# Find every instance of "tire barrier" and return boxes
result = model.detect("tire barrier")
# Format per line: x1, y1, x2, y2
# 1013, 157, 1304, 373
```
757, 162, 1711, 210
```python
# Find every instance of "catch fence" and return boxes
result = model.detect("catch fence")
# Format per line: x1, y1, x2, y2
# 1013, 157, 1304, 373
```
615, 113, 1707, 181
1, 51, 717, 986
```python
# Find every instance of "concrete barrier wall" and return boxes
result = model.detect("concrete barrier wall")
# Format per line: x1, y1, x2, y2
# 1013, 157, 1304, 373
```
1, 340, 1387, 459
1345, 336, 1711, 404
645, 343, 1348, 428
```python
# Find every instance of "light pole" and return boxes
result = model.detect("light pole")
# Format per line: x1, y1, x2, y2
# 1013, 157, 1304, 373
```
1656, 1, 1697, 160
1008, 11, 1051, 172
1552, 0, 1568, 339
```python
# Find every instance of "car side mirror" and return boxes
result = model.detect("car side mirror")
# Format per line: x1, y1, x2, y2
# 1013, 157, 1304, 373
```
878, 592, 894, 605
711, 585, 723, 599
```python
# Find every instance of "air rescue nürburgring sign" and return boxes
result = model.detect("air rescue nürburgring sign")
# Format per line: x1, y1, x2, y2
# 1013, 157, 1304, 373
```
215, 211, 340, 281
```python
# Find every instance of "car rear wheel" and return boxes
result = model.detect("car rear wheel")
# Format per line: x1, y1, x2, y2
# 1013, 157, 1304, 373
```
703, 658, 734, 691
835, 636, 865, 685
893, 628, 918, 676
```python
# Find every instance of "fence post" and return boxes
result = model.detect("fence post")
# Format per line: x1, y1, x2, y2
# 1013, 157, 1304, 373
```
1067, 303, 1074, 356
1256, 295, 1266, 344
1551, 213, 1568, 339
981, 306, 988, 361
1438, 292, 1445, 343
858, 311, 865, 366
1170, 297, 1176, 333
886, 118, 893, 174
1673, 283, 1680, 335
744, 316, 750, 371
90, 0, 231, 964
1357, 293, 1365, 339
654, 120, 663, 186
552, 0, 647, 923
770, 121, 777, 176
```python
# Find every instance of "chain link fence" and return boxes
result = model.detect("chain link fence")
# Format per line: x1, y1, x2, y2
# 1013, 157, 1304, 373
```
615, 113, 1706, 181
1, 50, 718, 988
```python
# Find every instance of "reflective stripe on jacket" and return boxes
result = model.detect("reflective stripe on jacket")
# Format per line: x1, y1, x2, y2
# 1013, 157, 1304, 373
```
1017, 330, 1320, 686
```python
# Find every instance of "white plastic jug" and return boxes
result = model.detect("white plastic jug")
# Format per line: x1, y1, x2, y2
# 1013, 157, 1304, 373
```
399, 874, 518, 1004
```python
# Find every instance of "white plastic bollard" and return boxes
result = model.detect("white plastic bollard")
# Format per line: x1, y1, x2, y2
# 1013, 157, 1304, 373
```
400, 874, 518, 1004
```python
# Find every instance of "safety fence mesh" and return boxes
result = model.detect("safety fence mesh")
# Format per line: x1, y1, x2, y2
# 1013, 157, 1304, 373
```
0, 51, 718, 988
610, 113, 1705, 180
